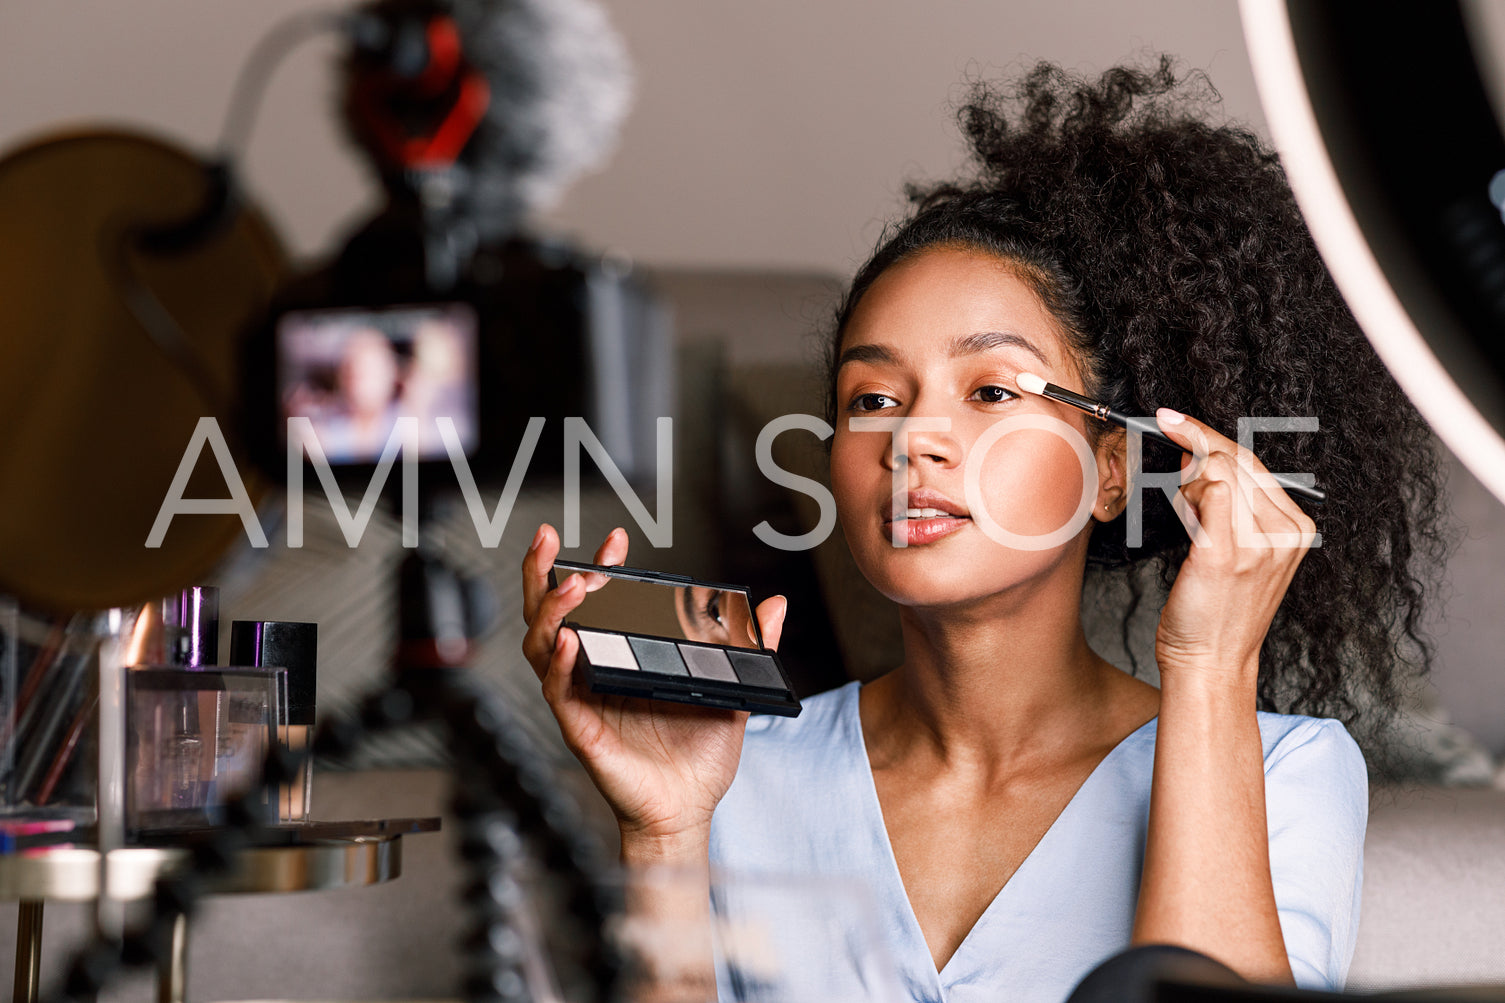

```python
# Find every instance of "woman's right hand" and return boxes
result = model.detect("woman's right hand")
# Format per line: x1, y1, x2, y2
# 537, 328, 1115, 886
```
520, 523, 786, 864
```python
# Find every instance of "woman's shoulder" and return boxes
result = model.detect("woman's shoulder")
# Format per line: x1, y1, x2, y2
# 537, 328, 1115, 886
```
1117, 710, 1363, 773
1253, 712, 1366, 778
1104, 711, 1365, 803
1251, 712, 1369, 831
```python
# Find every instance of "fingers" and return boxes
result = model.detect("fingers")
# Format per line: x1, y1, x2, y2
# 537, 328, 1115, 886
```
520, 523, 631, 680
1155, 410, 1315, 552
520, 524, 561, 628
1156, 409, 1309, 517
754, 595, 788, 652
523, 524, 630, 622
540, 627, 605, 760
592, 526, 629, 566
521, 572, 586, 680
1174, 466, 1234, 551
585, 527, 629, 591
541, 625, 580, 711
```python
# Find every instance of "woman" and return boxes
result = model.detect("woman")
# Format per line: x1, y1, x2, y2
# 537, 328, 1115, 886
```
520, 59, 1445, 1000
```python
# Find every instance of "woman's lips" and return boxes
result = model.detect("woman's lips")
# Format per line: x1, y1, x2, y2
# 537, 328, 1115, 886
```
882, 511, 971, 546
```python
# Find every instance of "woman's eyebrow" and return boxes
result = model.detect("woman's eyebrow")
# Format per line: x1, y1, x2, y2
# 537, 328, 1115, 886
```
835, 343, 899, 371
836, 332, 1047, 372
950, 330, 1050, 366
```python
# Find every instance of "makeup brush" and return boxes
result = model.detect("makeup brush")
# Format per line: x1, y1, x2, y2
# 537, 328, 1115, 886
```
1015, 372, 1326, 504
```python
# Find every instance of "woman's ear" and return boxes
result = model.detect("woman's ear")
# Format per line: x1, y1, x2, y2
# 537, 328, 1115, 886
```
1093, 427, 1129, 522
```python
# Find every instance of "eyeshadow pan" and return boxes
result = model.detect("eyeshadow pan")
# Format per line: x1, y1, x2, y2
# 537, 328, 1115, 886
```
679, 644, 738, 682
578, 630, 638, 670
728, 651, 786, 690
628, 636, 688, 676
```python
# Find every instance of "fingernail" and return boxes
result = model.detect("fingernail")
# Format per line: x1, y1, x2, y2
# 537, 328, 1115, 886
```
562, 573, 582, 592
1156, 407, 1185, 426
529, 526, 545, 553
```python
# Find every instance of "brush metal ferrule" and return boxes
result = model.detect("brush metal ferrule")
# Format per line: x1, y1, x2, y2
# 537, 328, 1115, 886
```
1039, 380, 1106, 418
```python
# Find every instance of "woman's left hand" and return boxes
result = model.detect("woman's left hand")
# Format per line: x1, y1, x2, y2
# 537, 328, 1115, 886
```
1150, 407, 1319, 690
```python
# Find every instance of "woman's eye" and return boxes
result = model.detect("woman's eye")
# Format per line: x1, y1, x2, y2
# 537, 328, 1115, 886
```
849, 392, 898, 412
705, 593, 723, 626
971, 385, 1017, 403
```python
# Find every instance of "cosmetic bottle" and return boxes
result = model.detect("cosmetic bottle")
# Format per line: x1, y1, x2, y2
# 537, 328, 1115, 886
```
230, 620, 317, 821
165, 586, 219, 807
168, 586, 219, 669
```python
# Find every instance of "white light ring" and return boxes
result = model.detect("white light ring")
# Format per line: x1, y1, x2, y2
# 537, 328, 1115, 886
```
1240, 0, 1505, 505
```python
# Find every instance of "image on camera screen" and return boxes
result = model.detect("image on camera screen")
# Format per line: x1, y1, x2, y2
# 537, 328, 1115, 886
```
276, 304, 480, 465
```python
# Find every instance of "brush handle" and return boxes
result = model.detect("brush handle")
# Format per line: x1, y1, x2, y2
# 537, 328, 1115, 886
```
1108, 409, 1326, 504
1107, 409, 1185, 452
1034, 381, 1326, 503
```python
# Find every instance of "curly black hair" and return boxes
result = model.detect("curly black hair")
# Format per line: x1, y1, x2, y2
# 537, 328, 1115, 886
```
827, 57, 1451, 742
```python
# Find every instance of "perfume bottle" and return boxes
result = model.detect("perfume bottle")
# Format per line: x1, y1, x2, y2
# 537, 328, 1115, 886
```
229, 620, 317, 821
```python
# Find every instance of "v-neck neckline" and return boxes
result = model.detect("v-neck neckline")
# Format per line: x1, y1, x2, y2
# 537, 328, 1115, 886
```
843, 683, 1158, 988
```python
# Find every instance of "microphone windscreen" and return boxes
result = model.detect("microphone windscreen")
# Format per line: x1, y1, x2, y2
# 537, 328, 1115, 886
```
449, 0, 634, 235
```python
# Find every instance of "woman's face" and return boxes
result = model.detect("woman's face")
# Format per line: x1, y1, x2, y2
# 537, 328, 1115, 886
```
338, 329, 399, 417
830, 245, 1117, 610
673, 585, 759, 648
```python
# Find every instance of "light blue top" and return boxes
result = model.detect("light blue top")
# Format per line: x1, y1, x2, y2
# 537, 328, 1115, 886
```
709, 680, 1367, 1003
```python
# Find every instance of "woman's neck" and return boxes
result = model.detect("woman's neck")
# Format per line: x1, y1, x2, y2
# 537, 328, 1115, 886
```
861, 557, 1135, 777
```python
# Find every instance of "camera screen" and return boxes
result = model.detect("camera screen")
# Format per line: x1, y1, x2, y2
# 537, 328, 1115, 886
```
276, 304, 479, 465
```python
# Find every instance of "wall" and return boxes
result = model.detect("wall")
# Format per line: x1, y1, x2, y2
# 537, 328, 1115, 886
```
0, 0, 1261, 273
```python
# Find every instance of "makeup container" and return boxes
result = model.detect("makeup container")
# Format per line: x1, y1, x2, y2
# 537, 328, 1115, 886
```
230, 620, 317, 821
552, 560, 800, 717
125, 668, 283, 830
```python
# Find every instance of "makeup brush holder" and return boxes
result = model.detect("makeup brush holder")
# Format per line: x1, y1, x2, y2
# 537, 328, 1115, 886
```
0, 602, 111, 822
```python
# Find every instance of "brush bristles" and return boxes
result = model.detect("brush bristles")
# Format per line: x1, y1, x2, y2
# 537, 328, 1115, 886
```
1016, 371, 1049, 396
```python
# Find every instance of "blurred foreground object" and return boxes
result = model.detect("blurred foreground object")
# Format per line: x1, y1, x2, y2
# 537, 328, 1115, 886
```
0, 132, 286, 611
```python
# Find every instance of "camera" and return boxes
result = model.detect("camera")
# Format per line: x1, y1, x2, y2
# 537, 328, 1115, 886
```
241, 229, 672, 498
239, 0, 665, 499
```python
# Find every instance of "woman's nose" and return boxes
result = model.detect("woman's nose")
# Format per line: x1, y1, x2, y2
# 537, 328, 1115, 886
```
882, 415, 960, 471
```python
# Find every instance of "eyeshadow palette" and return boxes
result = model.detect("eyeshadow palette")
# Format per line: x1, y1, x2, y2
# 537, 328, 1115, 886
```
551, 560, 801, 717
